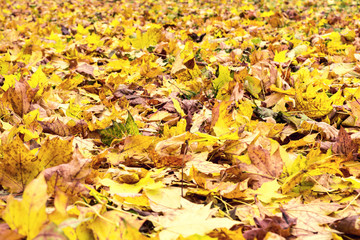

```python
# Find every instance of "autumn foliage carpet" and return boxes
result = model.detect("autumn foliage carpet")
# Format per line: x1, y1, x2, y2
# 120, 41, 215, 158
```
1, 0, 360, 239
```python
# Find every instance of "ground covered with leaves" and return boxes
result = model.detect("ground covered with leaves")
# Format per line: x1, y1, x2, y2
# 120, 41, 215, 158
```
1, 0, 360, 239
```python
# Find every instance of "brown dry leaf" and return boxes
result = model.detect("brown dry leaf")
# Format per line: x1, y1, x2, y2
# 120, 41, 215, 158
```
348, 100, 360, 127
152, 152, 191, 168
39, 118, 72, 136
221, 164, 264, 190
283, 199, 342, 237
269, 12, 283, 28
300, 120, 339, 141
221, 144, 283, 190
247, 144, 283, 180
151, 133, 192, 168
333, 126, 359, 160
3, 80, 33, 117
0, 223, 24, 240
43, 145, 91, 200
243, 208, 296, 240
330, 215, 360, 236
76, 63, 94, 78
68, 119, 89, 137
39, 118, 88, 137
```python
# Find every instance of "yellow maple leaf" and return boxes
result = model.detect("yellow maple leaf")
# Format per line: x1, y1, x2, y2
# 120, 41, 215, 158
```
255, 180, 286, 203
212, 101, 238, 138
29, 66, 48, 89
164, 118, 187, 138
139, 58, 163, 79
235, 99, 253, 125
89, 210, 149, 240
36, 136, 74, 167
3, 174, 48, 239
130, 25, 162, 49
295, 90, 333, 118
274, 50, 290, 63
157, 202, 238, 239
212, 65, 232, 90
0, 135, 37, 192
0, 135, 73, 192
99, 173, 164, 195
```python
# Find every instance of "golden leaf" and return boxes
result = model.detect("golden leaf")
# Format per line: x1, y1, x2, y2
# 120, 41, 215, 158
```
3, 174, 48, 240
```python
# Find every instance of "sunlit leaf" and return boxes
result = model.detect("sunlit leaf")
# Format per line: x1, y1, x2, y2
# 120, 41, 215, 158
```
3, 174, 48, 240
130, 25, 162, 49
125, 111, 140, 136
212, 65, 232, 91
274, 50, 290, 63
89, 210, 148, 240
171, 98, 186, 117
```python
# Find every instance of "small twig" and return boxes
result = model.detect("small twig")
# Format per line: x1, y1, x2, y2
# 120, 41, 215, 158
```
74, 201, 119, 227
355, 97, 360, 106
305, 173, 333, 199
181, 140, 189, 197
213, 195, 234, 219
337, 191, 360, 213
241, 171, 276, 180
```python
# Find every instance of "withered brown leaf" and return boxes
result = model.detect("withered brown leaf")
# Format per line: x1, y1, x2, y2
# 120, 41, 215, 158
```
333, 126, 359, 160
247, 144, 283, 178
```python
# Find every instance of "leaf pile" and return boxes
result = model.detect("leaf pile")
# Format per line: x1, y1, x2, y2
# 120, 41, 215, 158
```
1, 0, 360, 239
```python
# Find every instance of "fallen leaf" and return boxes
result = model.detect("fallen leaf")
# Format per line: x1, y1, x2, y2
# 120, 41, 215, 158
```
3, 174, 48, 240
243, 208, 296, 240
0, 223, 24, 240
76, 63, 94, 78
43, 145, 91, 200
330, 215, 360, 236
155, 201, 239, 240
89, 210, 149, 240
3, 80, 33, 117
333, 126, 359, 160
247, 144, 283, 180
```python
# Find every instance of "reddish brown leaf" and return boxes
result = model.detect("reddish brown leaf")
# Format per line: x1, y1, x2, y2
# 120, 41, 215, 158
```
0, 223, 24, 240
330, 215, 360, 236
39, 118, 71, 136
333, 126, 359, 160
248, 144, 283, 179
43, 145, 91, 201
3, 80, 34, 117
243, 208, 296, 240
76, 63, 94, 78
